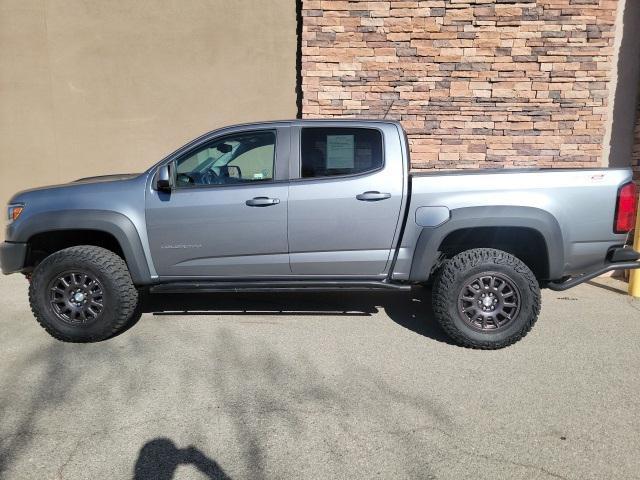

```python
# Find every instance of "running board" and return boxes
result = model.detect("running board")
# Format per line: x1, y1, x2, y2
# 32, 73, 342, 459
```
149, 280, 412, 294
547, 260, 640, 291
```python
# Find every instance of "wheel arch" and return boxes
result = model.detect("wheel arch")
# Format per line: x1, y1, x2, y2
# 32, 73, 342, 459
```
17, 210, 152, 285
408, 206, 564, 282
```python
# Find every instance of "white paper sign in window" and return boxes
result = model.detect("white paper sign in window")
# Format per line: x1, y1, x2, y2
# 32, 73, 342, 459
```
326, 135, 355, 169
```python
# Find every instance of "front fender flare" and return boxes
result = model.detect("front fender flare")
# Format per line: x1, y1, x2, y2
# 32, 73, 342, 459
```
11, 210, 152, 285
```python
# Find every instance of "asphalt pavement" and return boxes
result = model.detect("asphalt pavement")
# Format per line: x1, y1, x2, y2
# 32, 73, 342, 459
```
1, 274, 639, 480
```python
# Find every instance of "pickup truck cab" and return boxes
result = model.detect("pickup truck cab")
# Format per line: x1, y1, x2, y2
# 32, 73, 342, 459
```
2, 120, 639, 348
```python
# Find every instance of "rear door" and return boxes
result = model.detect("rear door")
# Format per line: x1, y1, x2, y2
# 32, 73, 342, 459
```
287, 123, 405, 276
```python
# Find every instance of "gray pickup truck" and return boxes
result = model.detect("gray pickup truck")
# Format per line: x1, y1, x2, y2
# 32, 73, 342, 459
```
2, 120, 639, 348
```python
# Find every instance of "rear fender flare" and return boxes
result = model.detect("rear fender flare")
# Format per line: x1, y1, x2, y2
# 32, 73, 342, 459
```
408, 206, 564, 282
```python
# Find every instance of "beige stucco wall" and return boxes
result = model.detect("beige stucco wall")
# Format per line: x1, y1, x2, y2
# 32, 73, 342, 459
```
0, 0, 297, 211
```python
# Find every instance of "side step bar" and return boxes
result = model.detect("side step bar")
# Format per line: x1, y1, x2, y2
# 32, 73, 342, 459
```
150, 280, 412, 294
547, 260, 640, 291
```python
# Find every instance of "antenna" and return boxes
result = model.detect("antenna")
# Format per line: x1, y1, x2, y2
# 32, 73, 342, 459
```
383, 99, 395, 119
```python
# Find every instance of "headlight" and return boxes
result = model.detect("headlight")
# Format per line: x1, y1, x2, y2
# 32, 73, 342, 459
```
7, 204, 24, 222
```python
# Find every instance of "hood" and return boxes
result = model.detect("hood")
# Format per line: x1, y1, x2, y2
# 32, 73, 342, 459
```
72, 173, 141, 184
8, 173, 143, 205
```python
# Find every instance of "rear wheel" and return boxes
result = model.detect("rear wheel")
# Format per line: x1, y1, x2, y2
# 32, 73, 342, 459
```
29, 246, 139, 342
432, 248, 541, 349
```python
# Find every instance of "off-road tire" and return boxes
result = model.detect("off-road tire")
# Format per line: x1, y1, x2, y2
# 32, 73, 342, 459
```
432, 248, 541, 349
108, 289, 145, 339
29, 246, 139, 342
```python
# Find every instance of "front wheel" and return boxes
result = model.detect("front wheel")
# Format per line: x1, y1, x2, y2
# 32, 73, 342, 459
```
29, 246, 139, 342
432, 248, 541, 349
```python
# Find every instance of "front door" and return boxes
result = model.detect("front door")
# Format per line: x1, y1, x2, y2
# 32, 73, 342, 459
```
146, 128, 290, 277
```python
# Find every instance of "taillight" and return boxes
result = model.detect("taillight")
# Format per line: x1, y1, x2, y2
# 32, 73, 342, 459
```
614, 182, 638, 234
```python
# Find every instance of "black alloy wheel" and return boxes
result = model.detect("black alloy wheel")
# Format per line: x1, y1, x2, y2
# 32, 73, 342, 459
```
48, 271, 105, 324
457, 272, 521, 332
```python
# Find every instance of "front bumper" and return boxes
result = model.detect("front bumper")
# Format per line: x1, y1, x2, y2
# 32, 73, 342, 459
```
0, 242, 28, 275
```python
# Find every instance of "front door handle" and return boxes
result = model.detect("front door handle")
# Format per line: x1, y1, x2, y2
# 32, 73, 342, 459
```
246, 197, 280, 207
356, 191, 391, 201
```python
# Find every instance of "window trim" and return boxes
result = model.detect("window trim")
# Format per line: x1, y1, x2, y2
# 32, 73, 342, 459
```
171, 129, 279, 190
293, 126, 386, 182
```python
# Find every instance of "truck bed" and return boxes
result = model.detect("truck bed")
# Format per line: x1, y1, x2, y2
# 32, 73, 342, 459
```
391, 167, 634, 281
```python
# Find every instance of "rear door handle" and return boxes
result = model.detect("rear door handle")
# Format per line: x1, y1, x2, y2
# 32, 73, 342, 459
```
356, 191, 391, 201
246, 197, 280, 207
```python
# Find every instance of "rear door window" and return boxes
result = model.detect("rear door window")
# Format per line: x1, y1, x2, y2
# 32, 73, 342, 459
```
300, 128, 383, 178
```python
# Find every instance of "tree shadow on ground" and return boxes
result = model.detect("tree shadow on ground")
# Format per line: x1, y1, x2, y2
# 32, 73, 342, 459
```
140, 286, 454, 346
133, 438, 231, 480
170, 328, 451, 479
1, 293, 451, 478
0, 340, 149, 478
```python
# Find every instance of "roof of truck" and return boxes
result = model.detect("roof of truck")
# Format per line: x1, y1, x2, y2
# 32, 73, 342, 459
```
147, 119, 404, 173
221, 118, 404, 128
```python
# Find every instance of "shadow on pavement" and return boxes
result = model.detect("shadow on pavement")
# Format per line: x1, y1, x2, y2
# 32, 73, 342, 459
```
140, 286, 454, 345
0, 290, 451, 478
0, 340, 150, 478
133, 438, 231, 480
585, 279, 629, 295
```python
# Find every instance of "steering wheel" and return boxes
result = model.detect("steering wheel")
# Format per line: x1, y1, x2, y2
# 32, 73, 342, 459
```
201, 169, 219, 185
176, 173, 195, 185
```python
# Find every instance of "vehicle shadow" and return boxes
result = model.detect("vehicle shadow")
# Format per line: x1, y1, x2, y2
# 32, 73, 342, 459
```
133, 437, 231, 480
140, 286, 454, 346
585, 279, 629, 295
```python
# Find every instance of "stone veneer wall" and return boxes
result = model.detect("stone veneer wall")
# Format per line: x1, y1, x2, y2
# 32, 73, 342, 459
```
300, 0, 619, 170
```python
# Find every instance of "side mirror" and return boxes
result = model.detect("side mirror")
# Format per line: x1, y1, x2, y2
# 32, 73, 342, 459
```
156, 164, 173, 192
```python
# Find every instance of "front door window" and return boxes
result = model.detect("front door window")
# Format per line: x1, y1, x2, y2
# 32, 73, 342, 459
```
175, 130, 276, 187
